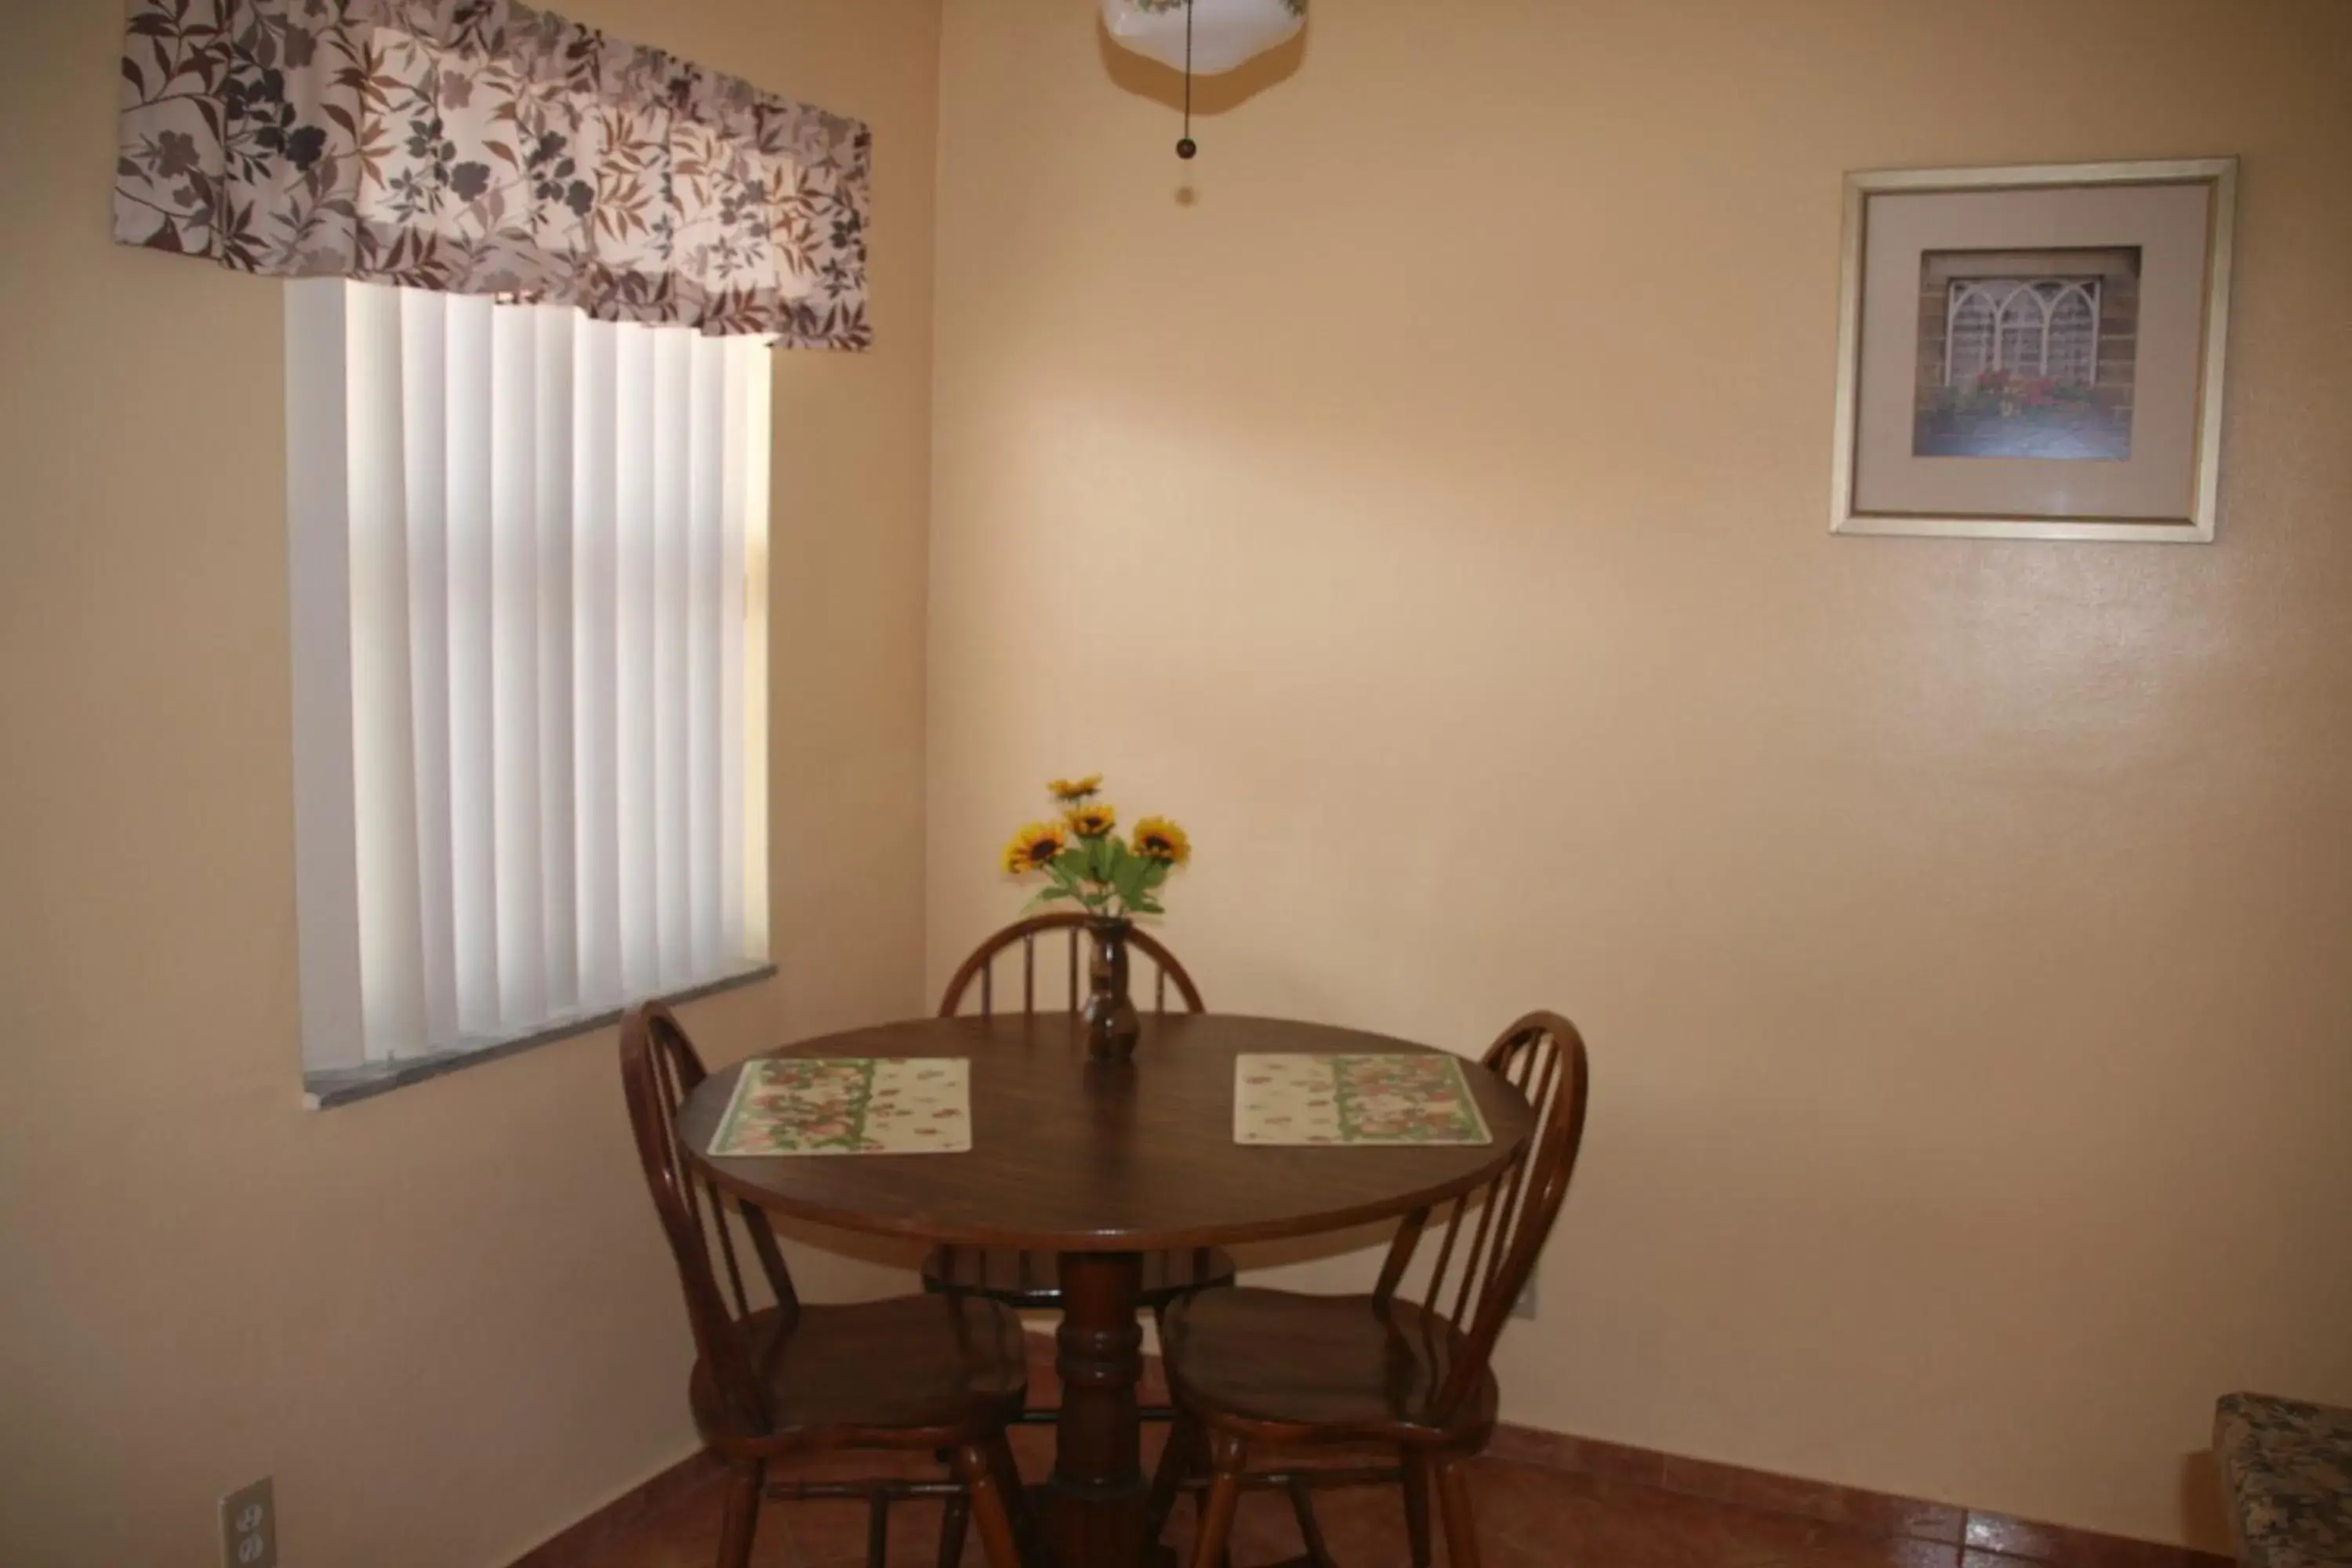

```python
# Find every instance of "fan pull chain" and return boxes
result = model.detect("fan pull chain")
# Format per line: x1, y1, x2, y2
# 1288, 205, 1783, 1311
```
1176, 0, 1198, 159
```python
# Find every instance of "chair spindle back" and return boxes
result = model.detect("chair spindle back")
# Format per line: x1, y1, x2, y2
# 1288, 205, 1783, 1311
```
619, 1001, 800, 1435
1371, 1011, 1591, 1423
937, 913, 1205, 1018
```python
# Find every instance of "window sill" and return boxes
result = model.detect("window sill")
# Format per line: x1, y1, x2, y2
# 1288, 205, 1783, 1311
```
301, 961, 777, 1111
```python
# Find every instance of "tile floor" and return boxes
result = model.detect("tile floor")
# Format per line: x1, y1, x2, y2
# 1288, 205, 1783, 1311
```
554, 1345, 2080, 1568
562, 1434, 2028, 1568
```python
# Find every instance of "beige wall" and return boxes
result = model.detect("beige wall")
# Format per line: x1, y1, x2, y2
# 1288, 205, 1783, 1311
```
0, 0, 938, 1563
927, 0, 2352, 1549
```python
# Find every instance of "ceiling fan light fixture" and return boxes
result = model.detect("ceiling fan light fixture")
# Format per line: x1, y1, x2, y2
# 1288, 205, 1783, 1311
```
1100, 0, 1305, 76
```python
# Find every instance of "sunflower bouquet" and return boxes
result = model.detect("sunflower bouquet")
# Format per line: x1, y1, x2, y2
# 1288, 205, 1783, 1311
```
1001, 774, 1191, 920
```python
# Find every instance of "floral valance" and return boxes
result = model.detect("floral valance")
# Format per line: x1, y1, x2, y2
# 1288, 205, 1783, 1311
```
114, 0, 871, 346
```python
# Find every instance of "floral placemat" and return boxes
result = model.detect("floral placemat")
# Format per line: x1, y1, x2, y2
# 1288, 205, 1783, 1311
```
708, 1058, 971, 1156
1235, 1054, 1491, 1146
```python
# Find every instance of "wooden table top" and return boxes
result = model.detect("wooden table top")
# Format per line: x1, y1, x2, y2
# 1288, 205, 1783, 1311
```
676, 1012, 1535, 1252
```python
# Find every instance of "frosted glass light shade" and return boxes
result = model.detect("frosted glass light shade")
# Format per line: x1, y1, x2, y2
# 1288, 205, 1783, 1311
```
1100, 0, 1304, 75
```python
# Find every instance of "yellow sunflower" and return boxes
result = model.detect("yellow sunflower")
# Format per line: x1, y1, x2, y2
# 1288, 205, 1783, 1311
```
1001, 821, 1069, 875
1064, 801, 1117, 839
1047, 774, 1104, 802
1131, 815, 1191, 866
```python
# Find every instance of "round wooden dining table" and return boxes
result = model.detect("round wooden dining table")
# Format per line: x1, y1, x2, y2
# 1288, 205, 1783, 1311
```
676, 1010, 1536, 1568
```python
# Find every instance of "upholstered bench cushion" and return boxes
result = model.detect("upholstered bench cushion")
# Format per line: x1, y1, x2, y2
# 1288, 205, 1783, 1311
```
2217, 1392, 2352, 1568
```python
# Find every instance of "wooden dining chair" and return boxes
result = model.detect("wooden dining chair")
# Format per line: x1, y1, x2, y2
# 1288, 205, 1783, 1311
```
922, 915, 1236, 1356
620, 1001, 1033, 1568
1142, 1011, 1592, 1568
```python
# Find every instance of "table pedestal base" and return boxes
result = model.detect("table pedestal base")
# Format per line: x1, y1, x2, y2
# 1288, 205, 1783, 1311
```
1046, 1251, 1149, 1566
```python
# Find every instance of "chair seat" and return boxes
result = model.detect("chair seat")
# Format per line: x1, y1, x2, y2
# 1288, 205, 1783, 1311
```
921, 1244, 1237, 1311
690, 1294, 1029, 1452
1160, 1287, 1497, 1442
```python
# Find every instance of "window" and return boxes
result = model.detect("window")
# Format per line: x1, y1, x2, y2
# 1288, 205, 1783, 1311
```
1944, 278, 2103, 387
288, 281, 771, 1085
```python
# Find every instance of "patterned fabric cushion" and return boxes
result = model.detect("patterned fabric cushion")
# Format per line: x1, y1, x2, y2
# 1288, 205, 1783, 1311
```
2217, 1392, 2352, 1568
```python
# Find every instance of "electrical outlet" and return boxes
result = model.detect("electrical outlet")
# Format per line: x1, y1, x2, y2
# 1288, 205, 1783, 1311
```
1512, 1274, 1538, 1320
219, 1477, 278, 1568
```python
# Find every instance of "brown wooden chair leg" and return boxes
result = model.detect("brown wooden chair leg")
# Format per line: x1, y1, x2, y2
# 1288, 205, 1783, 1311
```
1435, 1457, 1482, 1568
1143, 1413, 1196, 1544
717, 1463, 764, 1568
1403, 1448, 1434, 1568
937, 1490, 970, 1568
866, 1491, 891, 1568
987, 1434, 1034, 1557
1174, 1418, 1235, 1567
1189, 1432, 1247, 1568
1287, 1477, 1337, 1568
953, 1443, 1024, 1568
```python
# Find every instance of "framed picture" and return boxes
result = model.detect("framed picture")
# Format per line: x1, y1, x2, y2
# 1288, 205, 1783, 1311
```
1830, 158, 2237, 543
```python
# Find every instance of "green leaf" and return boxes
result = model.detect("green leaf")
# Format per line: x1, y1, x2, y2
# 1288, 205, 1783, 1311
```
1138, 859, 1171, 891
1131, 896, 1165, 915
1110, 851, 1147, 904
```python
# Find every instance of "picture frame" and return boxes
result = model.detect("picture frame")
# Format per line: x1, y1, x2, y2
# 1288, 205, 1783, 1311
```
1829, 158, 2237, 543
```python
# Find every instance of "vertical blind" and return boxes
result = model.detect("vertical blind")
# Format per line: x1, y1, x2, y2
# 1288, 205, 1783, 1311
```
289, 280, 770, 1074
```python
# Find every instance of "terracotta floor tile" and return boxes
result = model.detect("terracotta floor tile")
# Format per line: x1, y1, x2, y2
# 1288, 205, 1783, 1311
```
1291, 1479, 1421, 1568
576, 1486, 794, 1568
1465, 1459, 1967, 1568
580, 1442, 2038, 1568
1967, 1517, 2069, 1562
780, 1494, 981, 1566
1156, 1484, 1315, 1565
1965, 1543, 2206, 1568
1486, 1426, 1668, 1489
1662, 1454, 1967, 1545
